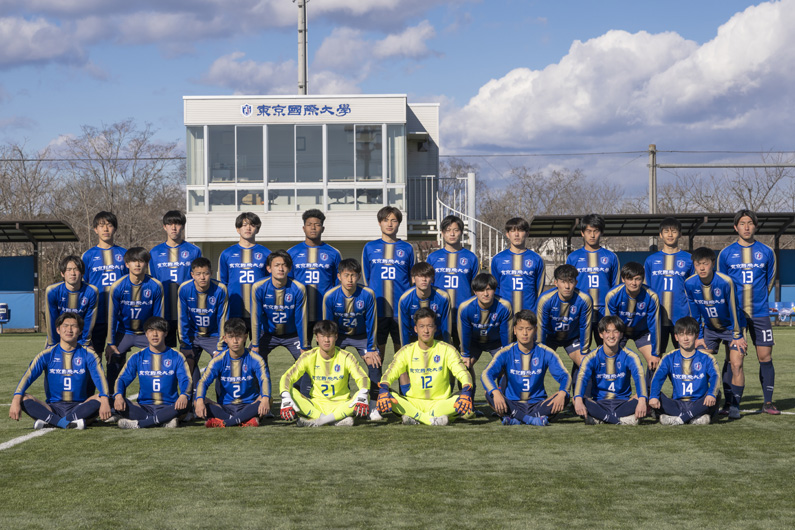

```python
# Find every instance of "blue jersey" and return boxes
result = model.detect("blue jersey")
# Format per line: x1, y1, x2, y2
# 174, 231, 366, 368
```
684, 273, 743, 339
426, 248, 479, 311
178, 279, 229, 350
644, 250, 694, 327
566, 247, 620, 314
397, 287, 452, 346
536, 287, 593, 353
322, 285, 377, 351
288, 242, 341, 323
605, 284, 661, 354
481, 342, 570, 403
251, 277, 308, 348
107, 275, 164, 345
149, 241, 202, 321
574, 346, 647, 400
456, 295, 513, 357
14, 344, 109, 402
490, 248, 545, 313
82, 245, 128, 325
218, 243, 271, 319
650, 349, 721, 401
361, 239, 415, 318
113, 347, 191, 405
196, 348, 270, 404
44, 282, 99, 347
717, 241, 776, 318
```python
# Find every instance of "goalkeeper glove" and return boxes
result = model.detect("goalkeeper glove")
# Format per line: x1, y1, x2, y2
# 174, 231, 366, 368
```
280, 391, 298, 422
349, 388, 370, 418
454, 385, 474, 415
377, 384, 395, 414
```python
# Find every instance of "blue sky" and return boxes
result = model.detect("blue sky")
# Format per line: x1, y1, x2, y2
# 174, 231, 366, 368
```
1, 0, 792, 192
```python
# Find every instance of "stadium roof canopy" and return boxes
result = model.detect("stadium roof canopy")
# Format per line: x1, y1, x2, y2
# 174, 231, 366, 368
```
527, 213, 795, 250
0, 220, 79, 243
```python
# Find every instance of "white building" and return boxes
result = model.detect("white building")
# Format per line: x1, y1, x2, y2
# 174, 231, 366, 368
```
184, 94, 439, 262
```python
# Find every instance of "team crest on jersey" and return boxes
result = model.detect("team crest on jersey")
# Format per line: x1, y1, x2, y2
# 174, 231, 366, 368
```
74, 357, 82, 366
144, 289, 152, 298
164, 359, 172, 368
694, 362, 702, 371
181, 250, 190, 259
570, 306, 578, 315
397, 249, 405, 258
285, 293, 293, 303
491, 313, 497, 321
524, 259, 533, 268
617, 361, 622, 370
755, 251, 763, 261
638, 302, 646, 310
431, 303, 438, 312
460, 257, 468, 266
81, 297, 88, 307
601, 256, 609, 265
115, 254, 123, 262
209, 296, 216, 305
255, 252, 263, 261
433, 355, 440, 363
321, 253, 328, 261
356, 300, 365, 310
532, 358, 539, 367
677, 260, 685, 268
713, 288, 721, 297
334, 364, 341, 373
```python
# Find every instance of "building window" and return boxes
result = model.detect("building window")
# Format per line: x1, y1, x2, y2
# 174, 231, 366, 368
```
268, 124, 294, 183
357, 188, 383, 210
356, 125, 382, 181
209, 190, 236, 212
186, 127, 205, 186
327, 124, 354, 182
237, 127, 263, 183
296, 125, 323, 183
269, 189, 295, 211
297, 189, 323, 211
208, 126, 235, 183
388, 187, 405, 211
327, 188, 355, 210
237, 189, 264, 211
387, 124, 406, 184
188, 189, 205, 212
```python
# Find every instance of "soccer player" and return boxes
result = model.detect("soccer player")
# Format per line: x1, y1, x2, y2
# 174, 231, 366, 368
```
605, 262, 661, 386
9, 313, 111, 429
490, 217, 545, 314
106, 247, 164, 392
644, 217, 694, 352
149, 210, 202, 348
685, 247, 747, 419
457, 273, 513, 391
362, 206, 415, 370
114, 317, 191, 429
717, 209, 779, 415
536, 264, 593, 375
44, 255, 98, 349
288, 209, 341, 331
279, 320, 371, 427
322, 258, 379, 414
649, 317, 722, 425
195, 318, 271, 428
573, 315, 647, 425
218, 212, 271, 324
426, 214, 479, 347
566, 213, 620, 345
481, 310, 571, 426
82, 211, 128, 359
251, 250, 309, 392
377, 308, 474, 426
177, 257, 229, 392
398, 262, 452, 346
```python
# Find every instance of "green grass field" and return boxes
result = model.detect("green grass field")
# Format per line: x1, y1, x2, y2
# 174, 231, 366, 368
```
1, 330, 794, 529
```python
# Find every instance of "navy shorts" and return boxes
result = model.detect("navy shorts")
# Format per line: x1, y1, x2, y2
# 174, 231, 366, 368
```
376, 317, 400, 348
703, 327, 741, 353
745, 315, 774, 347
337, 334, 369, 356
464, 340, 503, 362
49, 401, 83, 418
115, 333, 149, 355
259, 332, 303, 360
185, 336, 222, 362
544, 336, 582, 356
620, 331, 652, 350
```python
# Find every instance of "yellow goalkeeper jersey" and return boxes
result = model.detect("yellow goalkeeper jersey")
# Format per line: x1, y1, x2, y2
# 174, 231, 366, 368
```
279, 347, 370, 402
381, 340, 472, 400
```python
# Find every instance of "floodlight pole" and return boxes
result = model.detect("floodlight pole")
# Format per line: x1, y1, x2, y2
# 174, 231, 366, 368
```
648, 144, 657, 251
296, 0, 309, 95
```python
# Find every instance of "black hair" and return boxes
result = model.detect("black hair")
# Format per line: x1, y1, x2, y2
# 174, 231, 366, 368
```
302, 209, 326, 225
674, 316, 699, 336
377, 206, 403, 224
143, 316, 169, 333
191, 257, 212, 271
235, 212, 262, 230
413, 307, 437, 324
734, 209, 758, 226
691, 247, 716, 263
338, 258, 362, 275
440, 215, 464, 233
554, 264, 578, 282
92, 211, 118, 229
580, 213, 605, 233
124, 247, 151, 264
659, 217, 681, 233
267, 250, 293, 270
513, 309, 537, 328
620, 262, 645, 280
59, 255, 84, 275
224, 318, 248, 337
411, 262, 435, 278
55, 312, 84, 329
313, 320, 339, 336
598, 315, 625, 334
162, 210, 186, 226
471, 272, 498, 292
505, 217, 530, 233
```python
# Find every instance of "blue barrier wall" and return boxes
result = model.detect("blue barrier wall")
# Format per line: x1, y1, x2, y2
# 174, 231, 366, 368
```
0, 256, 36, 329
0, 292, 35, 328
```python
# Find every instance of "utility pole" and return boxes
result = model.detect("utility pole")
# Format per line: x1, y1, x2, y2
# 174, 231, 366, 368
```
648, 144, 657, 214
295, 0, 308, 95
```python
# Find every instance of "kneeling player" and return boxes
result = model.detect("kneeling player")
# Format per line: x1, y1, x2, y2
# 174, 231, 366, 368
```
649, 317, 721, 425
377, 308, 474, 426
574, 316, 648, 425
482, 310, 570, 426
279, 320, 371, 427
9, 313, 111, 429
115, 317, 192, 429
195, 318, 271, 427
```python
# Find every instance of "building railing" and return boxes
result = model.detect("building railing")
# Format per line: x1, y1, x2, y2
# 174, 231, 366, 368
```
436, 198, 505, 266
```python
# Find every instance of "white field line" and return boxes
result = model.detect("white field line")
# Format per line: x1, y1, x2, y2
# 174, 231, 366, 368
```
0, 428, 55, 451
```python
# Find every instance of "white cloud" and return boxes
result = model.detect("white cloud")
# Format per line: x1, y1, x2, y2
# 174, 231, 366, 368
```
444, 0, 795, 153
373, 20, 436, 59
0, 17, 86, 68
200, 52, 298, 95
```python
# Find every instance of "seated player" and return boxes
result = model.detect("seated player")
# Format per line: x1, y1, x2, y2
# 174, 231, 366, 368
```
605, 261, 660, 387
195, 318, 271, 428
106, 247, 164, 392
322, 258, 380, 417
44, 255, 99, 349
649, 317, 721, 425
398, 262, 452, 346
251, 250, 309, 392
457, 273, 513, 391
573, 316, 648, 425
178, 257, 229, 395
481, 310, 570, 426
685, 247, 746, 419
114, 317, 191, 429
537, 264, 593, 379
9, 313, 111, 430
377, 308, 474, 426
279, 320, 371, 427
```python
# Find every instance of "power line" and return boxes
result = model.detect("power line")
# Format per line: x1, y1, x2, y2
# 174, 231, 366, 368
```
1, 157, 185, 162
441, 151, 646, 158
